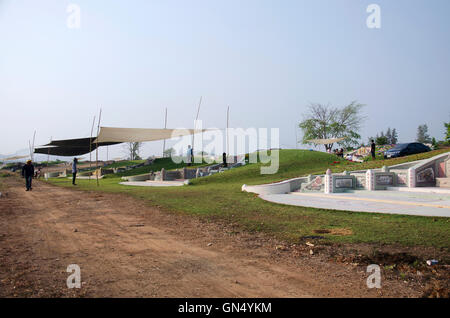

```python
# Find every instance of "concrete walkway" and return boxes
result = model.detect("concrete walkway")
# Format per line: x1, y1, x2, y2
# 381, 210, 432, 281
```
260, 190, 450, 217
119, 180, 188, 187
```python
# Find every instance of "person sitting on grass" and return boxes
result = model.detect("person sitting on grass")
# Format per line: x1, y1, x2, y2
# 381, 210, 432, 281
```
34, 167, 41, 179
21, 160, 34, 191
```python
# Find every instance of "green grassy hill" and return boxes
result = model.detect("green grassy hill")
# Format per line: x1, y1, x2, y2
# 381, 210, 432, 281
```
47, 148, 450, 247
103, 160, 145, 168
192, 147, 450, 185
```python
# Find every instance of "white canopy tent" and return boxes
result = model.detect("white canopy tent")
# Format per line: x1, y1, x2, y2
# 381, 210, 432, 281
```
95, 127, 217, 143
1, 155, 30, 161
306, 137, 346, 145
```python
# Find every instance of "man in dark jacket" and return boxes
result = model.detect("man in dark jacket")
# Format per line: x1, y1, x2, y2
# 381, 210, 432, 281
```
72, 158, 78, 185
21, 160, 34, 191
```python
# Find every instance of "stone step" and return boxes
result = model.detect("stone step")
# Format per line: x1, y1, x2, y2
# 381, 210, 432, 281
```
436, 178, 450, 188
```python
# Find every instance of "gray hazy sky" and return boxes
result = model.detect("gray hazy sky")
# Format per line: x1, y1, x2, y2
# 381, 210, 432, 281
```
1, 0, 449, 159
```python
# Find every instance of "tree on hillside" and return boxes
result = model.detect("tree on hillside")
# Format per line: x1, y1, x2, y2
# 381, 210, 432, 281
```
385, 128, 392, 144
163, 147, 175, 158
375, 134, 388, 145
123, 142, 142, 160
391, 128, 398, 144
299, 101, 365, 151
416, 124, 431, 144
432, 137, 437, 148
369, 127, 398, 145
445, 122, 450, 143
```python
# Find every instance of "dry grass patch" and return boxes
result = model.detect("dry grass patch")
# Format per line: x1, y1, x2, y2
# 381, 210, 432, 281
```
314, 228, 353, 236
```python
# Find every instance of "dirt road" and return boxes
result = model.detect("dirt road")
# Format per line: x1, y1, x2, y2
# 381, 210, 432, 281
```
0, 176, 423, 297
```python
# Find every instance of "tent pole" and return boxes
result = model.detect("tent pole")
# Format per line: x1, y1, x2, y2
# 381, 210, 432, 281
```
96, 109, 102, 187
226, 106, 230, 156
89, 115, 96, 181
47, 136, 52, 168
192, 96, 202, 158
31, 130, 36, 162
163, 107, 167, 157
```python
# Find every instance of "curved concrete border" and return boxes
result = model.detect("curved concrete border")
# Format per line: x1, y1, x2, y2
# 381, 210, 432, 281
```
45, 172, 61, 178
242, 176, 308, 195
121, 173, 150, 182
411, 152, 449, 170
120, 180, 189, 187
68, 175, 104, 180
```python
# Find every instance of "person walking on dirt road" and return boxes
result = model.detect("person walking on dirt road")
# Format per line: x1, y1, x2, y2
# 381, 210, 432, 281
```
72, 158, 78, 185
21, 160, 34, 191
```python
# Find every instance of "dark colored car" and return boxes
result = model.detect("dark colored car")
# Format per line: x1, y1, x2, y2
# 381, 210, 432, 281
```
384, 142, 431, 159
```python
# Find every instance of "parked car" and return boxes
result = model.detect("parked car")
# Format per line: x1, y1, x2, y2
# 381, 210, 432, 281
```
384, 142, 431, 159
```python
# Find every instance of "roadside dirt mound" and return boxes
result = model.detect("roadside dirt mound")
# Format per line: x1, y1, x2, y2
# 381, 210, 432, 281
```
356, 251, 421, 266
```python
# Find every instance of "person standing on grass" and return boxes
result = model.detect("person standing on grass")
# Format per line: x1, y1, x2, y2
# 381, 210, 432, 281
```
21, 160, 34, 191
371, 140, 376, 160
223, 152, 227, 167
186, 145, 193, 166
72, 158, 78, 185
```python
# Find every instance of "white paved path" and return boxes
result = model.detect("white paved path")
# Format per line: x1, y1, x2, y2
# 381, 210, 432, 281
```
260, 190, 450, 217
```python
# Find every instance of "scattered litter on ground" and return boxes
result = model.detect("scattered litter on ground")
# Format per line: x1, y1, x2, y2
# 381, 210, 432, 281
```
427, 259, 439, 266
207, 243, 213, 247
354, 251, 420, 266
129, 224, 145, 227
306, 242, 314, 247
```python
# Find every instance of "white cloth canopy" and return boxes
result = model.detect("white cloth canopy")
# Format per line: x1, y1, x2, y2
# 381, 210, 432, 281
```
306, 137, 346, 145
1, 155, 29, 161
95, 127, 216, 143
